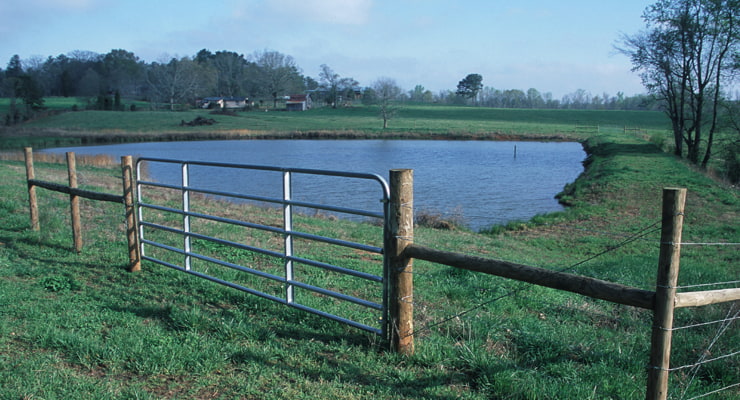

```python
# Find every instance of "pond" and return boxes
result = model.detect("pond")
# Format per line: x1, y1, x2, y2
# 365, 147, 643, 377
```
43, 140, 585, 231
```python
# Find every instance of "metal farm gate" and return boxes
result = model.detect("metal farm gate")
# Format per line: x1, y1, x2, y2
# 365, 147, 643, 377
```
135, 158, 392, 336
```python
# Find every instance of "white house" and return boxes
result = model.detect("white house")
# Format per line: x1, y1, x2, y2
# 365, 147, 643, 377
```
199, 96, 249, 109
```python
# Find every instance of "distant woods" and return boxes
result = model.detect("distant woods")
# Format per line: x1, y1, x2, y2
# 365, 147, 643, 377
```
1, 48, 659, 120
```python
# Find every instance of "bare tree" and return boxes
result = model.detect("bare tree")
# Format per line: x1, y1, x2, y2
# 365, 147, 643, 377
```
147, 56, 210, 110
371, 77, 402, 129
318, 64, 357, 108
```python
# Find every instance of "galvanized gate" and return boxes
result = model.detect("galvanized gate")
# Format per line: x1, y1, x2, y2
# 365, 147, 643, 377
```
135, 157, 392, 336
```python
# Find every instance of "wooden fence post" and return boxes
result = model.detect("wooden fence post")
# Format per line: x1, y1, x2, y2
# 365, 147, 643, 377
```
122, 156, 141, 272
67, 152, 83, 253
24, 147, 39, 231
389, 169, 414, 355
646, 187, 687, 400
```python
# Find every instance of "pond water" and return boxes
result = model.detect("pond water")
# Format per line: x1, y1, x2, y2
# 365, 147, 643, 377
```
43, 140, 585, 231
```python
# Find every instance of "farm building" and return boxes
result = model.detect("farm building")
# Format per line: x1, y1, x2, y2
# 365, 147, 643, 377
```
286, 94, 312, 111
199, 96, 249, 109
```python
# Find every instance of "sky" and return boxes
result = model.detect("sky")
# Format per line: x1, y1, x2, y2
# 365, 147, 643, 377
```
0, 0, 652, 99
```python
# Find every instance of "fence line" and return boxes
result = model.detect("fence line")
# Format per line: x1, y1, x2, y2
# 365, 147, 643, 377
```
23, 147, 140, 270
21, 150, 737, 399
392, 186, 738, 400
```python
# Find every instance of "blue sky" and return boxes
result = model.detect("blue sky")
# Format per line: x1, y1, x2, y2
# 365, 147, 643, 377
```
0, 0, 651, 98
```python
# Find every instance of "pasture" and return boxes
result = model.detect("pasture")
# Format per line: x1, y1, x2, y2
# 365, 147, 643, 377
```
0, 103, 737, 399
1, 97, 670, 141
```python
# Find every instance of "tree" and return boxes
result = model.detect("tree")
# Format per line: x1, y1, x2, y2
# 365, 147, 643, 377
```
409, 84, 432, 102
456, 73, 483, 104
318, 64, 357, 108
147, 56, 210, 111
3, 55, 44, 123
526, 88, 545, 108
371, 77, 402, 129
101, 49, 143, 97
197, 50, 249, 97
619, 0, 740, 166
251, 50, 304, 108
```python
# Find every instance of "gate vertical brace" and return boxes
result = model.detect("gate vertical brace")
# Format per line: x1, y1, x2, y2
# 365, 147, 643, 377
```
122, 156, 141, 272
646, 187, 686, 400
182, 163, 192, 270
66, 152, 83, 253
24, 147, 39, 231
283, 171, 294, 304
388, 169, 414, 355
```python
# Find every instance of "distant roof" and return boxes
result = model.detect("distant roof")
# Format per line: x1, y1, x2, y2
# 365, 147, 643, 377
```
288, 94, 308, 101
202, 96, 248, 101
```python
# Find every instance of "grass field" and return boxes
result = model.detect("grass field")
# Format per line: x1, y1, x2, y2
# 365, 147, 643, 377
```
1, 97, 670, 141
0, 104, 737, 399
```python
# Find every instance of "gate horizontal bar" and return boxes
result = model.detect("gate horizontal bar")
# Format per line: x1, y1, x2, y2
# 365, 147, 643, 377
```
140, 238, 285, 283
288, 255, 383, 282
142, 255, 286, 304
140, 221, 284, 259
141, 221, 383, 283
288, 279, 383, 310
138, 179, 384, 219
142, 237, 381, 310
288, 302, 382, 335
139, 202, 384, 255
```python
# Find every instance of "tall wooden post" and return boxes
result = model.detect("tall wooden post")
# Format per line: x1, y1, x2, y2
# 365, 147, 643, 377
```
646, 188, 687, 400
122, 156, 141, 272
24, 147, 39, 231
389, 169, 414, 355
67, 152, 83, 253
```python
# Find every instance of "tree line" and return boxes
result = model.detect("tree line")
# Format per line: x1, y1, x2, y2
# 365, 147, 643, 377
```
0, 47, 660, 119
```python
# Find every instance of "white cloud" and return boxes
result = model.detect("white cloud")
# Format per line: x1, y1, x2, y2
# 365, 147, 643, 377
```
268, 0, 373, 25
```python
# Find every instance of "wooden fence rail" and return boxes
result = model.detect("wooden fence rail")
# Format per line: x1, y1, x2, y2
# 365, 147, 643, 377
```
403, 244, 656, 309
23, 147, 140, 271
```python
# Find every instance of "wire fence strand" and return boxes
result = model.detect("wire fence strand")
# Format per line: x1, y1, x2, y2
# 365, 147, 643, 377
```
411, 218, 663, 336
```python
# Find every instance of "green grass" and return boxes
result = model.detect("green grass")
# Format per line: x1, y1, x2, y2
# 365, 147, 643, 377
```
1, 100, 671, 145
0, 105, 737, 399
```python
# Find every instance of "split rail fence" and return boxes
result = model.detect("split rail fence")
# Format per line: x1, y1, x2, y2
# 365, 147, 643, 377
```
23, 147, 141, 269
21, 148, 738, 400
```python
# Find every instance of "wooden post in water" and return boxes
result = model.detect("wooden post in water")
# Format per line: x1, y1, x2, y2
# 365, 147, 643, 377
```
67, 152, 83, 253
389, 169, 414, 355
121, 156, 141, 272
23, 147, 39, 231
646, 187, 686, 400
